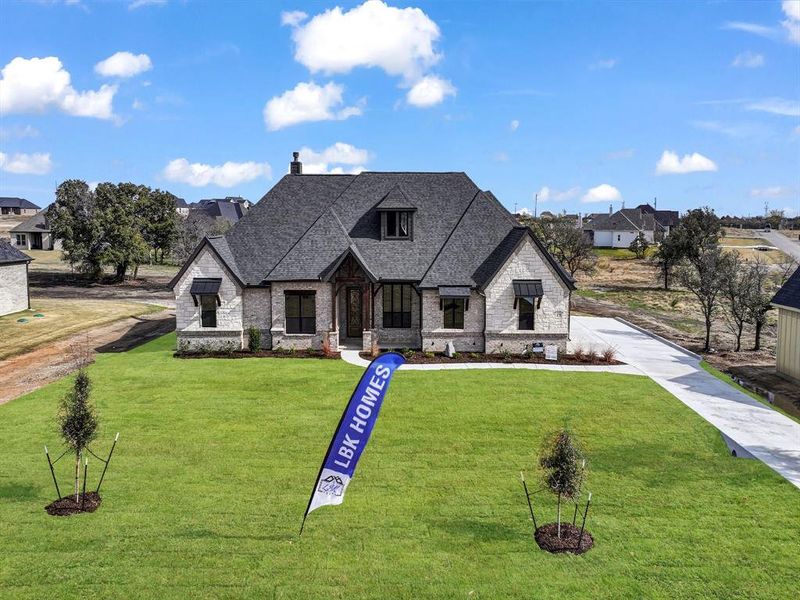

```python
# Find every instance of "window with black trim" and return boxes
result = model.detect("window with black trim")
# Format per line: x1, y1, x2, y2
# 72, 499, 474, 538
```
15, 234, 26, 246
385, 211, 411, 239
200, 295, 217, 328
285, 291, 316, 334
383, 284, 412, 328
518, 297, 535, 331
443, 298, 465, 329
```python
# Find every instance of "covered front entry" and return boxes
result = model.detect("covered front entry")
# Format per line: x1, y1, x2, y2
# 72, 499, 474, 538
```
328, 252, 375, 349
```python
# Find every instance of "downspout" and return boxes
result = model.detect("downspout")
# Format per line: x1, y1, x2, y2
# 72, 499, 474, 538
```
26, 262, 31, 310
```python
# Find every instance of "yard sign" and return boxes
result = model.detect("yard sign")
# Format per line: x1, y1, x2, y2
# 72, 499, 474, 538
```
300, 352, 405, 533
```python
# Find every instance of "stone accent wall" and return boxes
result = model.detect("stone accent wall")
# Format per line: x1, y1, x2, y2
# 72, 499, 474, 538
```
420, 289, 486, 352
0, 263, 29, 316
242, 287, 272, 349
270, 281, 333, 350
483, 236, 570, 353
174, 246, 243, 350
374, 285, 422, 349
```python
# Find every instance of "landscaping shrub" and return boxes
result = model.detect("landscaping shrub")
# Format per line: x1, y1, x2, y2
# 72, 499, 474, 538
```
586, 347, 599, 362
601, 346, 617, 363
572, 345, 584, 361
248, 327, 262, 353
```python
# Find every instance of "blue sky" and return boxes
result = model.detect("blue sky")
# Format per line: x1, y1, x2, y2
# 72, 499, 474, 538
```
1, 0, 798, 217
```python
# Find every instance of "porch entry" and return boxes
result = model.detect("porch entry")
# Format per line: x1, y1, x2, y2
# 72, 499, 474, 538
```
346, 287, 363, 338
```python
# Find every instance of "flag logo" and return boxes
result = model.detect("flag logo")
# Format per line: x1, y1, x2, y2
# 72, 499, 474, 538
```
318, 475, 344, 496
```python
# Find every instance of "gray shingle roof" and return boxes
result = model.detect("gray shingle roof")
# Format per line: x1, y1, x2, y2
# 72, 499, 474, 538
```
772, 266, 800, 310
583, 208, 658, 232
0, 239, 32, 264
0, 197, 40, 210
10, 212, 49, 233
177, 171, 574, 291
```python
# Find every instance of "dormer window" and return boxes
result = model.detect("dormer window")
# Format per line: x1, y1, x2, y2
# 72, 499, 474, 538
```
385, 211, 411, 239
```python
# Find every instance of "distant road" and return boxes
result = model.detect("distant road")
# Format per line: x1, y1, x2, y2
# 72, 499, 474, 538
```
756, 230, 800, 263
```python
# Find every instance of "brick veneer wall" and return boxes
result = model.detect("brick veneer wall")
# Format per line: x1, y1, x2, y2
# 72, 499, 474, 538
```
174, 246, 243, 351
0, 262, 29, 316
483, 236, 570, 353
420, 289, 486, 352
243, 287, 272, 349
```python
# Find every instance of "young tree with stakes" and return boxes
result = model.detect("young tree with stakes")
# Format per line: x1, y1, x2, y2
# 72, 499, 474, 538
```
58, 369, 98, 501
539, 428, 585, 539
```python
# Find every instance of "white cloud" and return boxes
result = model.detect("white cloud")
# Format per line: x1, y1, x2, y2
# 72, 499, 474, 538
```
721, 21, 781, 40
298, 142, 370, 174
589, 58, 617, 70
731, 51, 764, 68
517, 207, 533, 216
95, 52, 152, 78
0, 56, 117, 120
510, 119, 520, 131
129, 0, 166, 10
132, 99, 145, 110
493, 152, 509, 162
281, 10, 308, 27
782, 0, 800, 43
537, 186, 581, 202
691, 120, 772, 139
297, 144, 369, 174
162, 158, 272, 187
655, 150, 718, 175
263, 81, 363, 130
746, 97, 800, 116
750, 186, 795, 198
0, 151, 52, 175
581, 184, 621, 203
288, 0, 442, 81
406, 75, 456, 107
0, 124, 39, 140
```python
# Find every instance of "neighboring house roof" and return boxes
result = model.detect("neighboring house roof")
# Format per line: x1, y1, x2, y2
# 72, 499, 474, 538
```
10, 212, 50, 233
193, 199, 245, 223
0, 197, 40, 210
771, 266, 800, 311
583, 208, 659, 232
172, 171, 575, 291
175, 197, 189, 208
636, 203, 680, 228
0, 239, 32, 264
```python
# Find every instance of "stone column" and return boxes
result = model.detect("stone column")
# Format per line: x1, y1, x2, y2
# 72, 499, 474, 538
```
362, 329, 375, 353
327, 330, 339, 352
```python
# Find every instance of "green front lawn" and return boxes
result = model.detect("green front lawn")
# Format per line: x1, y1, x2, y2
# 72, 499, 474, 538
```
0, 334, 796, 598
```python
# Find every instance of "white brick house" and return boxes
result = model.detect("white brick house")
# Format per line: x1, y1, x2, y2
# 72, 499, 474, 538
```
171, 154, 575, 354
0, 240, 32, 316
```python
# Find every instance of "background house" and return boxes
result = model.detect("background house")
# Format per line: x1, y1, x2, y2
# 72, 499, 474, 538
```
636, 203, 680, 235
9, 213, 61, 251
190, 197, 249, 225
0, 197, 40, 216
175, 197, 190, 218
583, 207, 663, 248
771, 266, 800, 382
0, 239, 32, 316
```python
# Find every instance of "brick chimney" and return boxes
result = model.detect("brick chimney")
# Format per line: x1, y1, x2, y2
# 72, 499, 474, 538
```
290, 151, 302, 175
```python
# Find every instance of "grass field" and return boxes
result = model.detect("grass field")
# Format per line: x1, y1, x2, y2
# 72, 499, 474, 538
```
0, 334, 797, 598
0, 298, 164, 360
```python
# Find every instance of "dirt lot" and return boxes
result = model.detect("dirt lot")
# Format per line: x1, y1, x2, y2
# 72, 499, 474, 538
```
573, 242, 795, 372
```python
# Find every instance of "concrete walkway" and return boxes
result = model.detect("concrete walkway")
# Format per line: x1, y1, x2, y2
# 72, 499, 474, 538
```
570, 316, 800, 489
340, 349, 643, 374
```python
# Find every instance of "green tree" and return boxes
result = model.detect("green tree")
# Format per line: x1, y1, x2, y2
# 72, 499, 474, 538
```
46, 180, 103, 277
58, 369, 98, 501
628, 232, 650, 259
676, 207, 722, 264
721, 253, 750, 352
651, 233, 683, 290
540, 428, 585, 539
95, 182, 150, 281
140, 189, 180, 263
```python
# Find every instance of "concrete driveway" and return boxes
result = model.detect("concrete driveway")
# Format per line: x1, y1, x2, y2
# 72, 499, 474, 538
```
757, 230, 800, 262
570, 316, 800, 489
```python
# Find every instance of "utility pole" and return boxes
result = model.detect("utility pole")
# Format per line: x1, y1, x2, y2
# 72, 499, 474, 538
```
534, 193, 538, 218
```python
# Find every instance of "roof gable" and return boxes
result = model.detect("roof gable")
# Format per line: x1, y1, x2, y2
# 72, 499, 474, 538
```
772, 266, 800, 310
374, 185, 417, 211
0, 239, 32, 264
10, 212, 49, 233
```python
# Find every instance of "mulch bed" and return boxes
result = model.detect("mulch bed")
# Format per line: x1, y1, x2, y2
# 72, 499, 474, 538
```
175, 350, 340, 360
45, 492, 102, 517
360, 351, 623, 366
534, 522, 594, 554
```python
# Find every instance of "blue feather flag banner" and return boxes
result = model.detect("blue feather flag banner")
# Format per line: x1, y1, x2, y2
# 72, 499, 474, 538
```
301, 352, 405, 529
